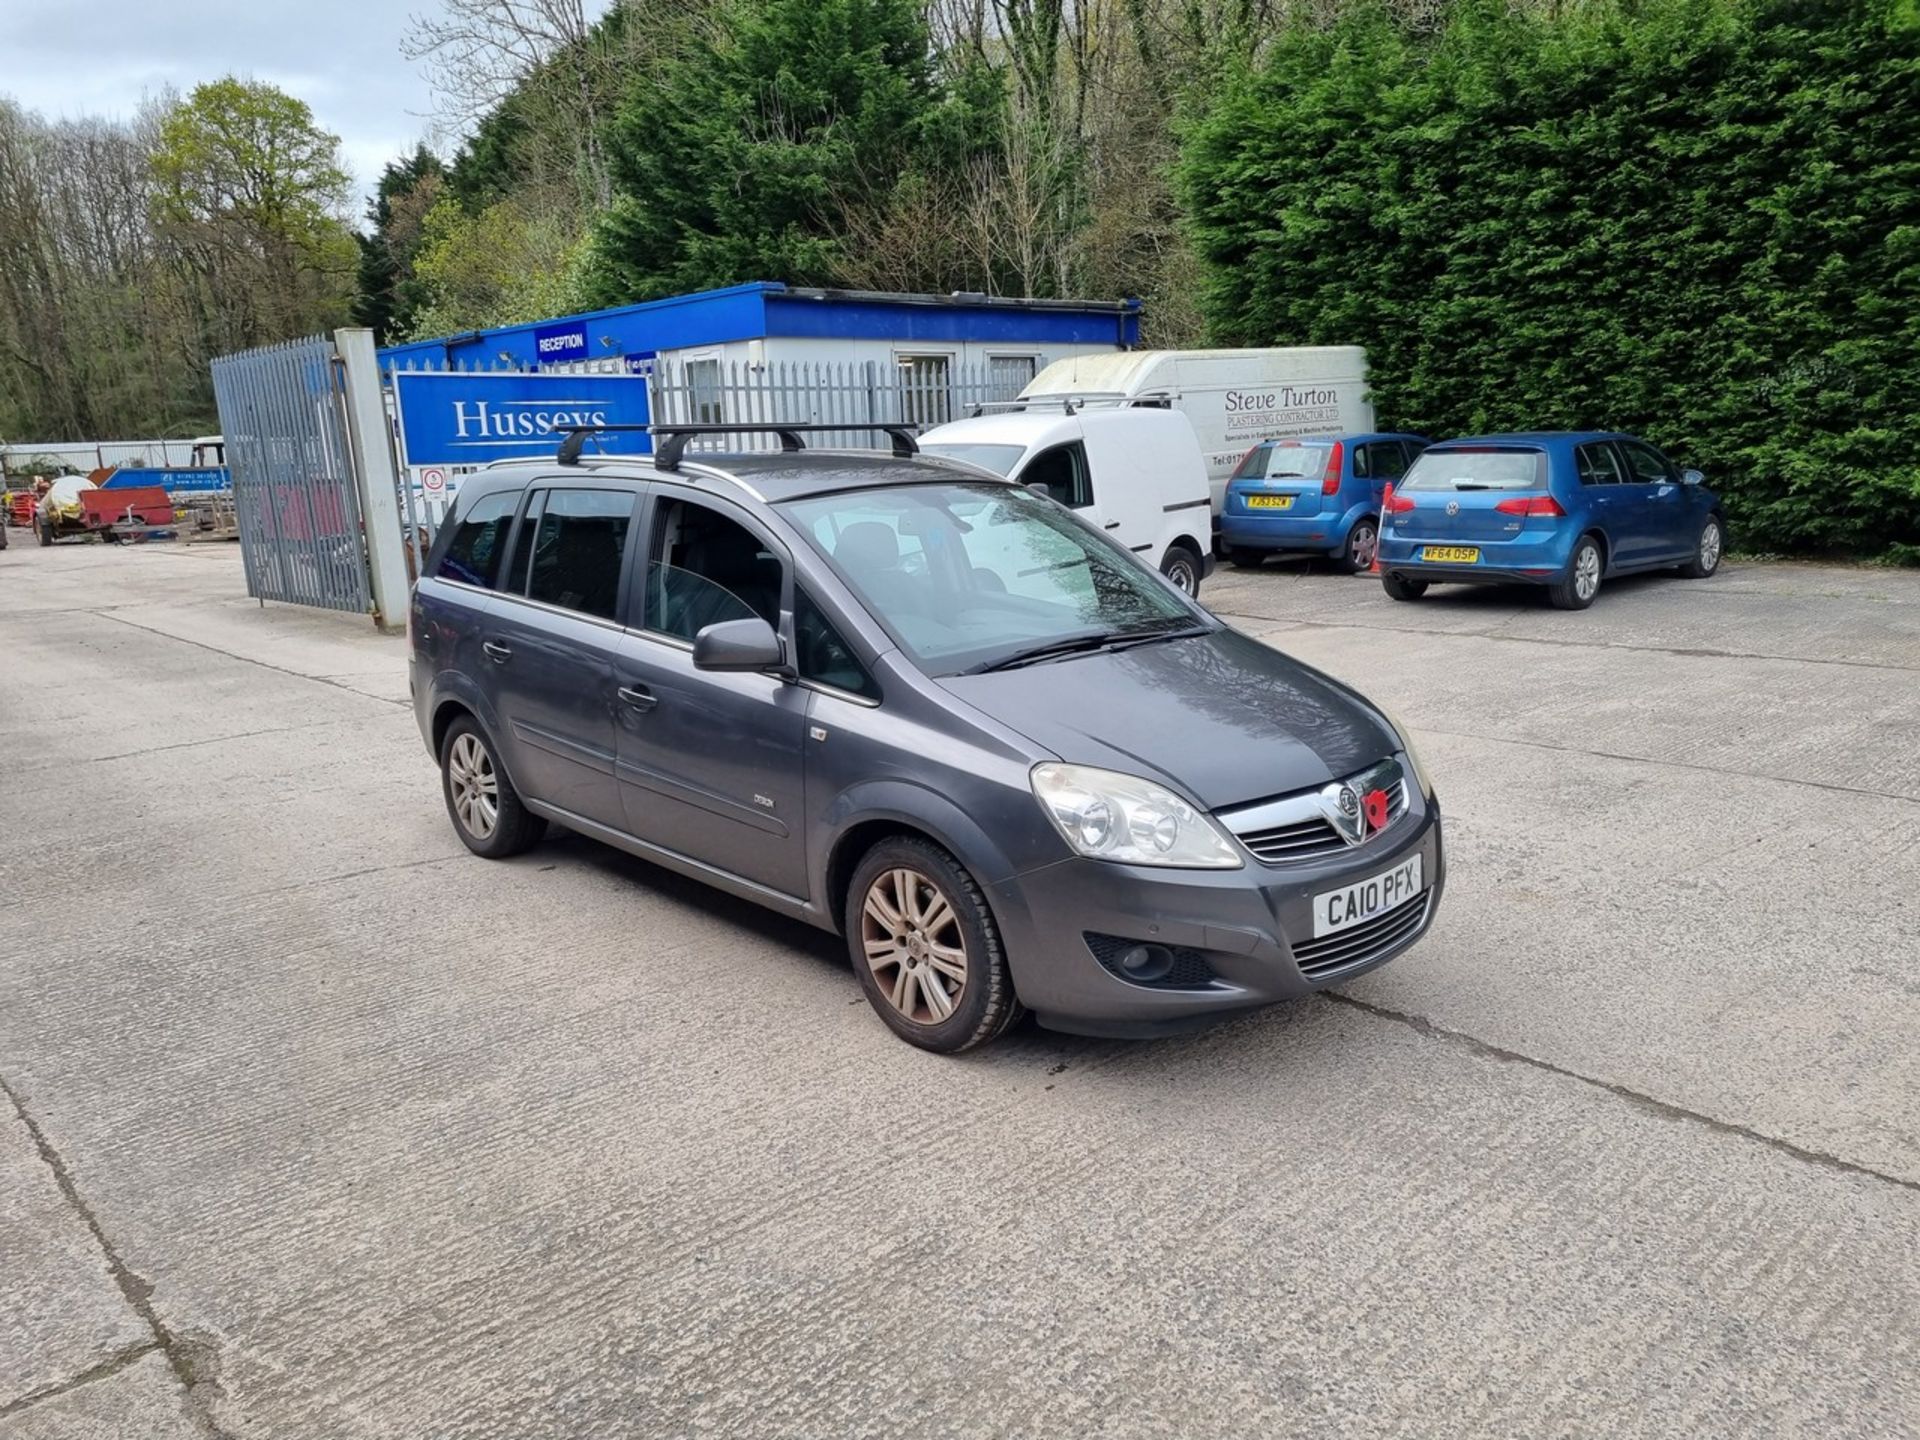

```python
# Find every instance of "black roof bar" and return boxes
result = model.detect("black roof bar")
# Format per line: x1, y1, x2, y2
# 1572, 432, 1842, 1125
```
651, 423, 920, 471
556, 421, 920, 469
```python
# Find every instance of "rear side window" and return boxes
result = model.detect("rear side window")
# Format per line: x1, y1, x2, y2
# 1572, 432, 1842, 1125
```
435, 490, 517, 587
1577, 444, 1625, 486
1357, 442, 1411, 482
525, 489, 633, 621
1400, 447, 1546, 492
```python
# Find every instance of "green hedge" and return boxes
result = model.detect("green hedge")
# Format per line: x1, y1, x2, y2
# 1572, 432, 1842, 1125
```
1178, 0, 1920, 558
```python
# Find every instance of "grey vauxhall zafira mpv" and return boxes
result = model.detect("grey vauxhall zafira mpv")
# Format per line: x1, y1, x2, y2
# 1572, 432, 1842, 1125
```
411, 423, 1445, 1053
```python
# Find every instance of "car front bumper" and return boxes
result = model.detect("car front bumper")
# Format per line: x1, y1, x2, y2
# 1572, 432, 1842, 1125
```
989, 795, 1445, 1036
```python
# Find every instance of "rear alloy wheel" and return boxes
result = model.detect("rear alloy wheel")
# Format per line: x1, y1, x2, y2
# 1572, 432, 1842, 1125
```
1682, 516, 1724, 578
1551, 536, 1604, 611
847, 838, 1021, 1053
440, 717, 545, 858
1381, 571, 1427, 602
1160, 545, 1202, 597
1339, 518, 1379, 575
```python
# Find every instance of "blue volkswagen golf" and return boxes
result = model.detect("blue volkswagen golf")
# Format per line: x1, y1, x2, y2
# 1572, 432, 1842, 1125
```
1374, 432, 1726, 610
1221, 433, 1432, 574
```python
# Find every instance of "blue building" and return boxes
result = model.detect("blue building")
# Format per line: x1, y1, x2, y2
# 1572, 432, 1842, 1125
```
379, 281, 1142, 400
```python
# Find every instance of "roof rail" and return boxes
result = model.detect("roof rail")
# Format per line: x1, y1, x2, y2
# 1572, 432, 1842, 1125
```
966, 391, 1171, 419
647, 423, 919, 471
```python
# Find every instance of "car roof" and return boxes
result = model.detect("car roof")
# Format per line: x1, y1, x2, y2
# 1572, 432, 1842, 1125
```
1432, 431, 1626, 447
921, 405, 1192, 449
475, 449, 1008, 505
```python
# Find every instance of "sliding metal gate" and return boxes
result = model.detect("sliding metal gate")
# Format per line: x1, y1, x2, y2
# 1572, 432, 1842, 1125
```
210, 335, 372, 613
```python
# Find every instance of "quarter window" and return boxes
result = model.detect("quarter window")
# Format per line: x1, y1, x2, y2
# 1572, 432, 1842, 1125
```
523, 489, 633, 621
795, 587, 878, 699
645, 497, 784, 643
435, 490, 517, 588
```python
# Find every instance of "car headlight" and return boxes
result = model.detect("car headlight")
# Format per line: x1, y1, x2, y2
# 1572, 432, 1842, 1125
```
1376, 703, 1434, 798
1031, 763, 1242, 869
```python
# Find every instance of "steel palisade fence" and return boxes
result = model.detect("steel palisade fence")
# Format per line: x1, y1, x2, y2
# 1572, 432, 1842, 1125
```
210, 335, 372, 614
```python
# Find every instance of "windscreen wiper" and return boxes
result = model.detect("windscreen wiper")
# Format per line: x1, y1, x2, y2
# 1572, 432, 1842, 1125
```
965, 621, 1210, 674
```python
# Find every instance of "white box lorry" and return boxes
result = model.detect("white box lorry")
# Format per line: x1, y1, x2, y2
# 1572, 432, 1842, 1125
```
1019, 348, 1376, 516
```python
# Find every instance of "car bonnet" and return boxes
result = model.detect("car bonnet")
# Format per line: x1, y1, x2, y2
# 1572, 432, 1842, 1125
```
935, 628, 1400, 811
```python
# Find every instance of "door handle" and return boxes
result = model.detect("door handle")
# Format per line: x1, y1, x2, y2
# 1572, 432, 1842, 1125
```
618, 684, 657, 712
1104, 521, 1122, 530
482, 639, 512, 662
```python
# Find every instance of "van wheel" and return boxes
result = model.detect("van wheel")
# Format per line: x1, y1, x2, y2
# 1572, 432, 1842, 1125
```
441, 717, 545, 858
1339, 519, 1378, 575
1550, 536, 1604, 610
1160, 544, 1202, 597
1382, 572, 1427, 602
846, 837, 1022, 1054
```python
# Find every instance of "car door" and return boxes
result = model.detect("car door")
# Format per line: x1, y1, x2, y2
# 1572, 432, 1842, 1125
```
1575, 441, 1628, 557
479, 484, 639, 832
1615, 438, 1692, 564
1356, 440, 1412, 511
614, 489, 811, 899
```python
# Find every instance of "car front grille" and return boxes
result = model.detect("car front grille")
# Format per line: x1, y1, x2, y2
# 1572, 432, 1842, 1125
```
1084, 933, 1217, 990
1290, 891, 1432, 980
1228, 775, 1411, 865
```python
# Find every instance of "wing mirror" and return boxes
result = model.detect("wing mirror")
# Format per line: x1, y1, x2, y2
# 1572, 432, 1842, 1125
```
1681, 469, 1704, 487
693, 617, 786, 673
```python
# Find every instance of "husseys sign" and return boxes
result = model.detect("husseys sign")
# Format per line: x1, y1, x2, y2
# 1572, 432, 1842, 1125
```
391, 371, 652, 466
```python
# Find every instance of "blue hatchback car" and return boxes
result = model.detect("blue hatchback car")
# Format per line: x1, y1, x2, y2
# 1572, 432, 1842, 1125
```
1221, 433, 1432, 574
1375, 432, 1726, 610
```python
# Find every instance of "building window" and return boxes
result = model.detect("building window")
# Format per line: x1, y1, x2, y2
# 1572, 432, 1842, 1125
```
896, 354, 952, 427
688, 358, 724, 424
988, 354, 1037, 397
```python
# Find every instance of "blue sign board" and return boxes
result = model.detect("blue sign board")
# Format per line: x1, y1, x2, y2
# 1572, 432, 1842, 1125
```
100, 466, 231, 494
391, 371, 652, 466
533, 320, 590, 363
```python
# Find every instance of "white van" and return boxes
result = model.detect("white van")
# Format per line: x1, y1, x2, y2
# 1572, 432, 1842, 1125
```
1020, 348, 1375, 515
918, 404, 1214, 595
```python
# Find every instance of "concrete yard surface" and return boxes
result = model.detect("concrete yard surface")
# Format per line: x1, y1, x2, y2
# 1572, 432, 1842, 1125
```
1, 539, 1916, 1438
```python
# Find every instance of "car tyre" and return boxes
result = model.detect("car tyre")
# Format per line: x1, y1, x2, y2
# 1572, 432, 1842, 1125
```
846, 836, 1023, 1054
1160, 543, 1202, 597
38, 519, 53, 547
1381, 571, 1427, 602
1681, 515, 1724, 578
1550, 535, 1604, 610
440, 716, 545, 858
1338, 518, 1379, 575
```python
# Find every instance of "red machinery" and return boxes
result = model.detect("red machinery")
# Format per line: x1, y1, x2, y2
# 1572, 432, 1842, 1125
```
79, 485, 176, 540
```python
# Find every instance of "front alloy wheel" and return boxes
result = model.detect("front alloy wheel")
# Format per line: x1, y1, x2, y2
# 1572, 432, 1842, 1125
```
1683, 517, 1723, 578
845, 837, 1021, 1052
862, 868, 969, 1024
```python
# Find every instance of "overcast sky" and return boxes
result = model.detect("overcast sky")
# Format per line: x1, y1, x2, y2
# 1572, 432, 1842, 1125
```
1, 1, 597, 215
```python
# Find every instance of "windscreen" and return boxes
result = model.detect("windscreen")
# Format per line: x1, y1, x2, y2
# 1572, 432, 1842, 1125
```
783, 481, 1195, 676
1398, 447, 1546, 492
1232, 441, 1334, 482
918, 443, 1026, 477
